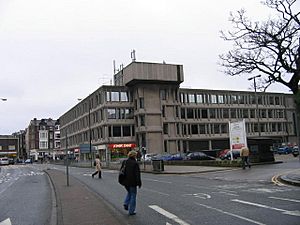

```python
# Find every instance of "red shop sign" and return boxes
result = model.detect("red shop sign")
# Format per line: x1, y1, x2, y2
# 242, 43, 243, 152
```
108, 143, 136, 149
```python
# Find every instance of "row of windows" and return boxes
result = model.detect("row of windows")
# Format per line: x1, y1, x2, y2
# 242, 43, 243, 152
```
65, 125, 135, 146
65, 108, 135, 134
163, 122, 289, 136
180, 92, 284, 106
181, 108, 285, 120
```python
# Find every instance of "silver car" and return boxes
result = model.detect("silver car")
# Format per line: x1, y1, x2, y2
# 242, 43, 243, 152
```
0, 157, 9, 165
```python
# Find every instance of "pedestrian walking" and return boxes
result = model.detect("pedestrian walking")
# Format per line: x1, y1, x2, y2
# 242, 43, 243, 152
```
120, 150, 142, 216
240, 146, 251, 169
92, 154, 102, 178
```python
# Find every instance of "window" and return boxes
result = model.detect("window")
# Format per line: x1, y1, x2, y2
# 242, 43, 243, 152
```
231, 95, 238, 104
120, 92, 128, 101
189, 94, 196, 103
187, 108, 193, 119
39, 141, 48, 149
201, 109, 208, 118
218, 95, 224, 104
125, 109, 134, 119
196, 94, 203, 103
211, 95, 217, 104
199, 124, 206, 134
191, 124, 198, 134
113, 126, 121, 137
140, 115, 145, 126
111, 92, 119, 101
107, 109, 116, 119
162, 106, 165, 117
181, 108, 186, 119
223, 109, 229, 118
139, 97, 144, 108
275, 96, 280, 105
163, 124, 168, 134
123, 126, 131, 136
209, 109, 216, 118
106, 92, 111, 102
160, 89, 167, 100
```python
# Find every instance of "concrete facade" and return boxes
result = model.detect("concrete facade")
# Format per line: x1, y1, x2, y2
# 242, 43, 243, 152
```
59, 61, 298, 156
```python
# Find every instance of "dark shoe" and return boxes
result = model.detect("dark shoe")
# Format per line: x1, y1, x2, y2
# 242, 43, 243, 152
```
92, 174, 94, 178
249, 165, 251, 168
129, 212, 136, 216
242, 167, 245, 170
123, 205, 128, 210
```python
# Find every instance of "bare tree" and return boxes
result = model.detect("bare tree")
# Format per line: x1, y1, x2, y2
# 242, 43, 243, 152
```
220, 0, 300, 143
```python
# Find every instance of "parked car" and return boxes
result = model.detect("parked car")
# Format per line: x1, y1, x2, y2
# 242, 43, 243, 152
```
218, 149, 230, 159
220, 150, 240, 160
0, 157, 9, 165
186, 152, 216, 160
152, 154, 172, 161
8, 158, 15, 165
16, 158, 24, 164
25, 159, 33, 164
292, 146, 299, 157
167, 153, 185, 161
141, 153, 157, 162
277, 146, 292, 154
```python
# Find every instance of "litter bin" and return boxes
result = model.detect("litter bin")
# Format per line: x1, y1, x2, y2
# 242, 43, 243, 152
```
152, 160, 164, 172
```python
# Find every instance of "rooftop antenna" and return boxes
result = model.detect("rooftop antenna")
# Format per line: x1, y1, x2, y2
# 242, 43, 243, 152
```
113, 60, 116, 74
131, 49, 136, 62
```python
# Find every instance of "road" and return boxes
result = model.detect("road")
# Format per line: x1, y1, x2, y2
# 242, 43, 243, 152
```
0, 155, 299, 225
50, 155, 300, 225
0, 164, 52, 225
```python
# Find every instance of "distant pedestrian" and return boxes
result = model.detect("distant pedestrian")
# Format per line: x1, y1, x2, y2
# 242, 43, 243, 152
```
120, 150, 142, 215
240, 146, 251, 169
92, 154, 102, 178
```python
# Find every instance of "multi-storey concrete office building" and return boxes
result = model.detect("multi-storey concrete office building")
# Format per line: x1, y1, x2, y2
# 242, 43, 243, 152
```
59, 61, 298, 159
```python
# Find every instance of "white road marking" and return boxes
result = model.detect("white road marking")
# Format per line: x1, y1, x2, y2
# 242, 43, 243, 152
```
166, 223, 172, 225
269, 196, 300, 203
183, 193, 211, 199
149, 205, 190, 225
212, 191, 239, 197
144, 178, 172, 184
0, 218, 12, 225
143, 187, 170, 196
195, 202, 266, 225
231, 199, 300, 216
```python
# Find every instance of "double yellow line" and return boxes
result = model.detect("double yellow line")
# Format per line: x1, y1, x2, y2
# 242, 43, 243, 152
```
272, 168, 300, 186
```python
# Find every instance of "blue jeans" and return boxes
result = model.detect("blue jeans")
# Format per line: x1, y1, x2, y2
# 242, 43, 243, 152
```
124, 186, 137, 214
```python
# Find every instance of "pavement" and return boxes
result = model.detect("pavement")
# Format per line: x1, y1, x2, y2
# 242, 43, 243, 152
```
45, 162, 300, 225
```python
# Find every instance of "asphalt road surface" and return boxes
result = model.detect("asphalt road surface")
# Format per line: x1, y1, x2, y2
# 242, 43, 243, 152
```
50, 155, 300, 225
1, 155, 299, 225
0, 164, 52, 225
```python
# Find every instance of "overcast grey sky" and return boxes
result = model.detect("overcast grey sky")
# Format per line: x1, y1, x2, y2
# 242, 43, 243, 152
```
0, 0, 293, 134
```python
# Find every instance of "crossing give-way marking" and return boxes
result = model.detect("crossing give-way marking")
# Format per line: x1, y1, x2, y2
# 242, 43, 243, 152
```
0, 218, 11, 225
149, 205, 190, 225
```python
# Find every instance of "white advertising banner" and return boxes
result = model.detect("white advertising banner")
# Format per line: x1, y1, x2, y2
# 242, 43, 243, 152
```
229, 119, 247, 150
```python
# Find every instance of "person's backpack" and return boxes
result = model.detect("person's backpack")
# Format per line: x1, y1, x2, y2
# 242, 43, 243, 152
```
118, 160, 126, 185
93, 160, 96, 166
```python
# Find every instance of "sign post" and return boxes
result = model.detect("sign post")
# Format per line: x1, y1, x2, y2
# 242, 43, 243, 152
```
229, 119, 247, 160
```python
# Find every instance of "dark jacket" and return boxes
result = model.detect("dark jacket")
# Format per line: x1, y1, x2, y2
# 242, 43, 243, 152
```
122, 157, 142, 187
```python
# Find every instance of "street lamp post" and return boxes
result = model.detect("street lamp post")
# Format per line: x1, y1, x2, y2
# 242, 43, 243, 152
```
248, 75, 261, 136
88, 99, 92, 168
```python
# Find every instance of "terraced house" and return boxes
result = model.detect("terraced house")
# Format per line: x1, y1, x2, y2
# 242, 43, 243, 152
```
59, 61, 298, 160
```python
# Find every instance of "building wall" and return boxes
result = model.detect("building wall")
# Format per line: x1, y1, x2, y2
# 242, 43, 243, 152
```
59, 61, 298, 156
